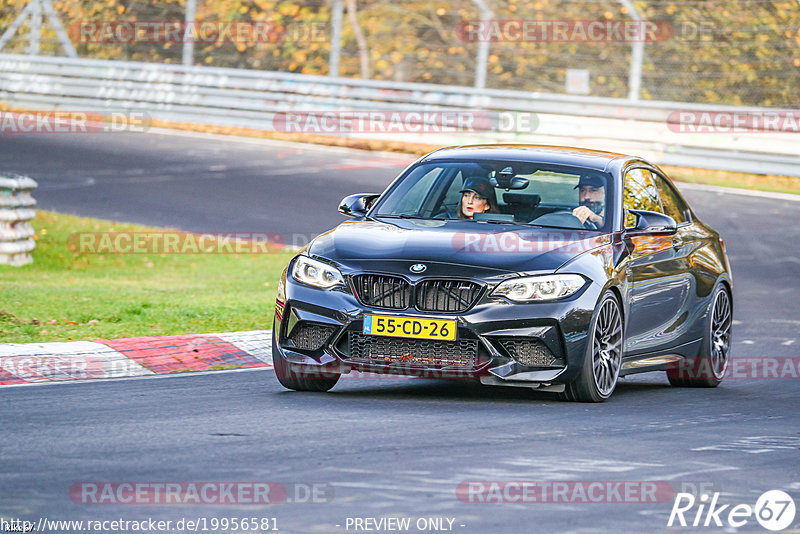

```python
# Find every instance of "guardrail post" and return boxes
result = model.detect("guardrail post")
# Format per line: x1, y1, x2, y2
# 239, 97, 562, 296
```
329, 0, 344, 76
618, 0, 643, 101
27, 0, 42, 55
182, 0, 197, 66
0, 173, 38, 266
470, 0, 492, 89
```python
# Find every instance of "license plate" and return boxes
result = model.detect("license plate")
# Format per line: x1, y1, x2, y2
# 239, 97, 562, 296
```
363, 314, 456, 341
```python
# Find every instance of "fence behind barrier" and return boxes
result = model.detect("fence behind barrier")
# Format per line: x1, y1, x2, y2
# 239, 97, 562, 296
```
1, 53, 799, 177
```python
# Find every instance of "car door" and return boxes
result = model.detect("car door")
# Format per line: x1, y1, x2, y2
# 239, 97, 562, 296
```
649, 168, 709, 346
622, 167, 694, 355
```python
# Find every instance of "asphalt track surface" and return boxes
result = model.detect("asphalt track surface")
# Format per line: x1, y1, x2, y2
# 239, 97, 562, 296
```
1, 131, 799, 533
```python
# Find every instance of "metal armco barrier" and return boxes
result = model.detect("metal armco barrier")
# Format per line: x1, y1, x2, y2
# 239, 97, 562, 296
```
1, 54, 799, 177
0, 172, 37, 266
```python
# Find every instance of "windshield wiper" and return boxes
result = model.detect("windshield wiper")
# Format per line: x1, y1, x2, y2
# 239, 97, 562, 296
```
526, 224, 590, 230
375, 214, 430, 220
477, 219, 517, 225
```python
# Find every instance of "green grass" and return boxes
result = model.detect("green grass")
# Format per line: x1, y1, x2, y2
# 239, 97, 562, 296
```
0, 211, 294, 343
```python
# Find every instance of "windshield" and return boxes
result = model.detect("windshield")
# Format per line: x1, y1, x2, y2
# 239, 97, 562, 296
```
373, 160, 613, 230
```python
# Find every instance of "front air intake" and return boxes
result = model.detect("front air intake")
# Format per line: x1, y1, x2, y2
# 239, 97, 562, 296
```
352, 274, 411, 309
415, 280, 482, 313
498, 338, 565, 367
286, 322, 337, 351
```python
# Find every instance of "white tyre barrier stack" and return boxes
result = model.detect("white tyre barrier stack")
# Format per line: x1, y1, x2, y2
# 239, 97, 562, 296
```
0, 173, 37, 266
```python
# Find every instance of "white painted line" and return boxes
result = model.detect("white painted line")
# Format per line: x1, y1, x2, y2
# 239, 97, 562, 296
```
0, 341, 120, 358
0, 365, 271, 389
676, 182, 800, 202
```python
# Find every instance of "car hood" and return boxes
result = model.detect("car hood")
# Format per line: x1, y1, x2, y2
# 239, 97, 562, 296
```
306, 219, 609, 276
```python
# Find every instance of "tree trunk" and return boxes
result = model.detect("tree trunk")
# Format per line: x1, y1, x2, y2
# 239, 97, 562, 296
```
346, 0, 371, 79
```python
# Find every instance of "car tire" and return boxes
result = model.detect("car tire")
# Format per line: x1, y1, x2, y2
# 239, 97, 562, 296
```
667, 283, 732, 388
272, 322, 339, 392
560, 291, 624, 402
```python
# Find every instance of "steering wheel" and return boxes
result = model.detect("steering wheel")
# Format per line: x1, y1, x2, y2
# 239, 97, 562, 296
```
433, 204, 455, 219
532, 209, 597, 230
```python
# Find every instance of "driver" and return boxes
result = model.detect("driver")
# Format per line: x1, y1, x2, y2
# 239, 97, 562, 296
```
458, 176, 496, 219
572, 174, 606, 227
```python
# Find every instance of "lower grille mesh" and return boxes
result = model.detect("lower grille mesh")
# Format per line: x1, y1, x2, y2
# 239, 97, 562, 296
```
499, 338, 564, 367
346, 332, 478, 368
287, 323, 337, 351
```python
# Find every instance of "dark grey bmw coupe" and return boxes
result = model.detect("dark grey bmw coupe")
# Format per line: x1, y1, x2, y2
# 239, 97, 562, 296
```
272, 145, 733, 402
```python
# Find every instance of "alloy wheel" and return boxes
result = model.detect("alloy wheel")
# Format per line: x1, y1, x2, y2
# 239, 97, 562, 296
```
710, 289, 732, 379
592, 298, 623, 397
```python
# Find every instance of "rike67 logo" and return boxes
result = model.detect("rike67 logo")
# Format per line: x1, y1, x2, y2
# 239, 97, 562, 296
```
668, 490, 796, 531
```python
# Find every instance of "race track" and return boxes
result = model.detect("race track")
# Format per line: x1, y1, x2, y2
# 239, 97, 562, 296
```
1, 130, 798, 533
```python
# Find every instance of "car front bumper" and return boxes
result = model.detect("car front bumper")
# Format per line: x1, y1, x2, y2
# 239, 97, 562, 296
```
273, 273, 603, 390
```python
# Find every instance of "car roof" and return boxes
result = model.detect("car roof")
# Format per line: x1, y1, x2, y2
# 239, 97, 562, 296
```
420, 144, 637, 173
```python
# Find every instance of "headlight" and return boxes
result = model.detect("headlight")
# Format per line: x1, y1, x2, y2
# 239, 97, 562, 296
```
291, 255, 344, 289
492, 274, 586, 302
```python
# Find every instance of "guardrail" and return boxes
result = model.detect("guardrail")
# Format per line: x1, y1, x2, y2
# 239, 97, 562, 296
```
0, 172, 37, 266
1, 53, 799, 177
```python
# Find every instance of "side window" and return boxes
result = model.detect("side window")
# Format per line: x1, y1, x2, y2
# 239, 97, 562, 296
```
652, 172, 690, 224
623, 168, 662, 228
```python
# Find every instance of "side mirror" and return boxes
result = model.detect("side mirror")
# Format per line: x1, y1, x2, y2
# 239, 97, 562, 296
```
627, 209, 677, 235
338, 193, 379, 218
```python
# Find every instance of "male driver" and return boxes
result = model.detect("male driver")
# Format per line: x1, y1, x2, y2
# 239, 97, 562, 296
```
572, 174, 605, 227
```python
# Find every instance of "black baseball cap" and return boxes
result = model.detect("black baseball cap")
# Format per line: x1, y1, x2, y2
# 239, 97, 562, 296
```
459, 176, 494, 200
574, 174, 606, 189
